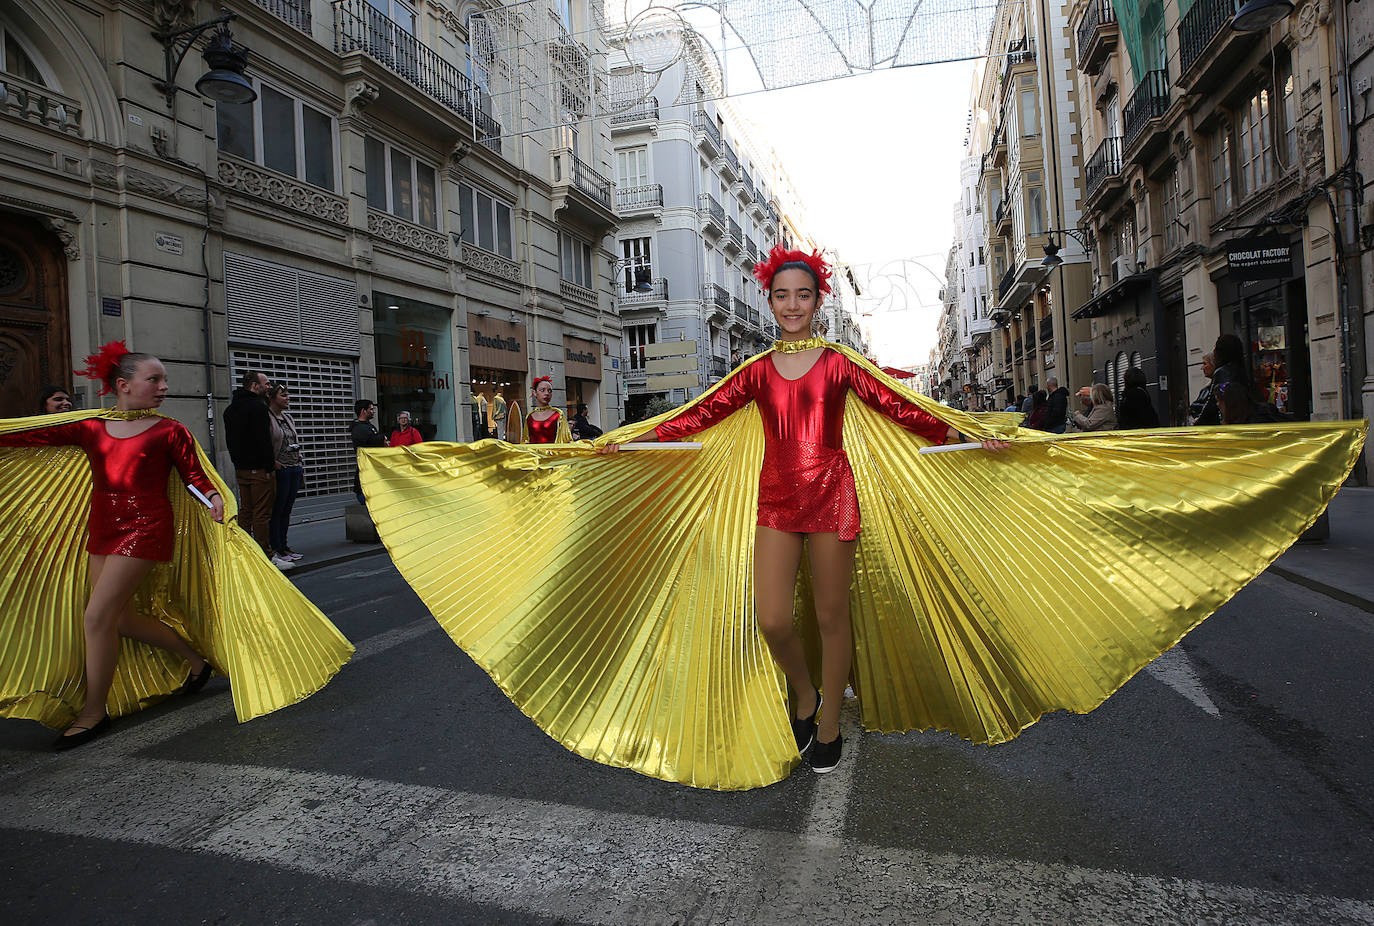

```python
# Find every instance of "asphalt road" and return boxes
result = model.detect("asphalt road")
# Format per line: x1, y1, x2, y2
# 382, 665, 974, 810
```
2, 557, 1372, 925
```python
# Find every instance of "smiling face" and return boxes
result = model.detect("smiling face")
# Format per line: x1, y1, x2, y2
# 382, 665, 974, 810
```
45, 391, 73, 413
768, 267, 819, 340
117, 358, 168, 410
534, 381, 553, 406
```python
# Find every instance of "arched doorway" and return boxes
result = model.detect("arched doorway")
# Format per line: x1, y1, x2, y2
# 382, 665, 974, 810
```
0, 213, 71, 417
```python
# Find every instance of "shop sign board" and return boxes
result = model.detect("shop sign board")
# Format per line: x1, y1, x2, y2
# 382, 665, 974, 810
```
644, 339, 698, 392
1226, 235, 1294, 281
563, 335, 601, 380
468, 314, 528, 370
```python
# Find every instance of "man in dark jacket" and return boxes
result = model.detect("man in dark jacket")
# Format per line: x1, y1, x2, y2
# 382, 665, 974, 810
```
350, 399, 387, 504
1043, 377, 1070, 433
224, 370, 278, 559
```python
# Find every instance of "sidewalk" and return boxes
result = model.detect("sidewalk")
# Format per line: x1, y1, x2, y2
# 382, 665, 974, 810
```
274, 487, 1374, 612
276, 492, 384, 576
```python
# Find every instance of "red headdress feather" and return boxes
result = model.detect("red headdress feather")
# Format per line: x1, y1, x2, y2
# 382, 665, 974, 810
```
752, 245, 832, 297
74, 340, 131, 396
531, 375, 552, 389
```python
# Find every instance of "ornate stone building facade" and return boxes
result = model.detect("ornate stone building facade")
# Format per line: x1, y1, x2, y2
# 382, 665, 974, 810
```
0, 0, 621, 492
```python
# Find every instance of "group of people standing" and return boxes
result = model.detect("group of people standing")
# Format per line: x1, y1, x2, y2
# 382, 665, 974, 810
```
224, 371, 305, 571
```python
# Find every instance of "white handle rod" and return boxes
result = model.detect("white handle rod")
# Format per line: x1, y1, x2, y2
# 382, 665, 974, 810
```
616, 442, 702, 450
918, 441, 985, 454
186, 483, 216, 508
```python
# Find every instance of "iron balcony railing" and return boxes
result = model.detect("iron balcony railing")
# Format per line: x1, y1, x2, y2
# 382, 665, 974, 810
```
1039, 315, 1053, 343
334, 0, 503, 147
702, 282, 730, 313
615, 183, 664, 212
569, 152, 613, 210
610, 96, 659, 125
1085, 136, 1124, 202
994, 197, 1010, 229
693, 110, 721, 153
721, 141, 740, 177
698, 193, 725, 230
726, 216, 743, 248
711, 356, 729, 378
253, 0, 310, 31
732, 296, 749, 322
1013, 336, 1024, 358
1180, 0, 1237, 76
1075, 0, 1116, 70
619, 278, 668, 304
1123, 70, 1170, 152
745, 237, 758, 263
997, 265, 1017, 303
740, 170, 755, 203
1001, 36, 1035, 84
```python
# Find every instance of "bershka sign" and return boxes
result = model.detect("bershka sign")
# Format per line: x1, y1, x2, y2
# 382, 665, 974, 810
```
1226, 235, 1295, 281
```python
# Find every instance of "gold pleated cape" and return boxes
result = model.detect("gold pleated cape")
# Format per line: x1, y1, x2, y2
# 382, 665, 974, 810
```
359, 343, 1366, 790
0, 408, 354, 729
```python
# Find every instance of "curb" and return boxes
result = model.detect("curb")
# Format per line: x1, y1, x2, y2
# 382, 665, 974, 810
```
1267, 565, 1374, 617
283, 546, 388, 577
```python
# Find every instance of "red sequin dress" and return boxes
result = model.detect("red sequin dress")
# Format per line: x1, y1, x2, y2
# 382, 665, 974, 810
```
526, 410, 562, 444
654, 349, 949, 540
0, 416, 217, 560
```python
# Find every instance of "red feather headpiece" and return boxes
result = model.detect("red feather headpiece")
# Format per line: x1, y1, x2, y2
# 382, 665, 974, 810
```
74, 340, 131, 395
531, 375, 552, 389
752, 245, 832, 296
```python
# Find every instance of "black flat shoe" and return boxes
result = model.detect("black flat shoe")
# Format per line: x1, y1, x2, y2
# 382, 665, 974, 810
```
810, 732, 843, 774
180, 659, 214, 696
791, 690, 821, 754
53, 715, 110, 752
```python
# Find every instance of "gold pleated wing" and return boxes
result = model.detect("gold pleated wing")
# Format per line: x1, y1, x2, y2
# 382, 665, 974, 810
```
0, 409, 354, 730
360, 345, 1366, 790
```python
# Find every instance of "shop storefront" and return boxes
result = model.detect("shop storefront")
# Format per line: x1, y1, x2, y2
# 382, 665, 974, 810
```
563, 334, 602, 428
374, 294, 457, 442
1215, 234, 1310, 420
468, 314, 527, 441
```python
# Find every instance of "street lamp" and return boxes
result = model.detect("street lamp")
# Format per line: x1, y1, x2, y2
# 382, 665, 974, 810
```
153, 9, 257, 110
612, 259, 656, 293
1040, 228, 1091, 271
1231, 0, 1294, 32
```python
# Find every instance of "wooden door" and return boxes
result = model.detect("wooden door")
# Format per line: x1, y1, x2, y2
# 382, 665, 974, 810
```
0, 214, 70, 418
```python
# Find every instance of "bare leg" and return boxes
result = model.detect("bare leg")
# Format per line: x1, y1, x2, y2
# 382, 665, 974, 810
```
806, 532, 859, 744
117, 606, 204, 668
71, 554, 156, 732
753, 526, 817, 719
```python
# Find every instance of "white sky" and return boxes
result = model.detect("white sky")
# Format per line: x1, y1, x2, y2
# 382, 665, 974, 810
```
733, 61, 978, 369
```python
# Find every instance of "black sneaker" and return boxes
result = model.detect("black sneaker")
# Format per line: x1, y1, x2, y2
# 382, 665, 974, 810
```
791, 691, 820, 754
810, 733, 843, 773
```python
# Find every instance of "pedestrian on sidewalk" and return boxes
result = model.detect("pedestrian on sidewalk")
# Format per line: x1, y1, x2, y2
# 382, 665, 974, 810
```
350, 399, 386, 505
1186, 353, 1216, 425
1196, 335, 1247, 426
389, 411, 423, 447
224, 370, 277, 561
1071, 384, 1118, 432
1025, 389, 1049, 430
1116, 368, 1160, 430
39, 385, 74, 414
1043, 377, 1070, 434
267, 383, 305, 565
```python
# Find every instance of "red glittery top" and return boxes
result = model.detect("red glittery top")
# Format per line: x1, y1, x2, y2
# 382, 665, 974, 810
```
526, 409, 562, 444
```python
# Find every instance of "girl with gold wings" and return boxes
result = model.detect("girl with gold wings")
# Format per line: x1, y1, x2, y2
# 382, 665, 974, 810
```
358, 248, 1365, 790
0, 343, 353, 749
520, 376, 573, 444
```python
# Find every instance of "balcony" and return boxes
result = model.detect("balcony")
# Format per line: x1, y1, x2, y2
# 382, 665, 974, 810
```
1084, 136, 1124, 206
334, 0, 498, 146
1039, 315, 1054, 344
1180, 0, 1237, 77
698, 193, 725, 236
615, 183, 664, 215
720, 141, 740, 181
990, 122, 1008, 169
1123, 70, 1171, 157
711, 356, 729, 379
618, 278, 668, 307
731, 296, 751, 327
1075, 0, 1118, 75
253, 0, 310, 31
745, 236, 758, 264
740, 170, 755, 204
1001, 36, 1036, 86
0, 72, 82, 135
1013, 336, 1024, 360
724, 217, 743, 253
550, 148, 616, 229
693, 110, 721, 156
994, 195, 1011, 234
702, 282, 731, 320
611, 96, 659, 127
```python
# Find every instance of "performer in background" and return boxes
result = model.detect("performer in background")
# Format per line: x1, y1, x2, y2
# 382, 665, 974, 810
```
0, 342, 353, 750
522, 376, 572, 444
357, 247, 1365, 791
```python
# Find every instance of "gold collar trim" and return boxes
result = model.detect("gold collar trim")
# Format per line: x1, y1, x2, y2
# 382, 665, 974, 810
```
772, 336, 828, 353
102, 408, 160, 420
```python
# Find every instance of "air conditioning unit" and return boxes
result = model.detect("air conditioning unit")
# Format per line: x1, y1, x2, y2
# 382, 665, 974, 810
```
1112, 255, 1133, 282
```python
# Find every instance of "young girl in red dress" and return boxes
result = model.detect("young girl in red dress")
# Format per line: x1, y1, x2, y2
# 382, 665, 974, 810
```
524, 376, 568, 444
0, 343, 225, 749
605, 248, 1005, 772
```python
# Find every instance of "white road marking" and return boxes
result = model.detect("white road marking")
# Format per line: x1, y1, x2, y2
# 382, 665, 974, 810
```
803, 696, 862, 843
1145, 646, 1223, 717
2, 756, 1370, 926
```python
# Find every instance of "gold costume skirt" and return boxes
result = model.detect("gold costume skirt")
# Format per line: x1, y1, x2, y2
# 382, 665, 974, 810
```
360, 345, 1366, 790
0, 409, 354, 730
